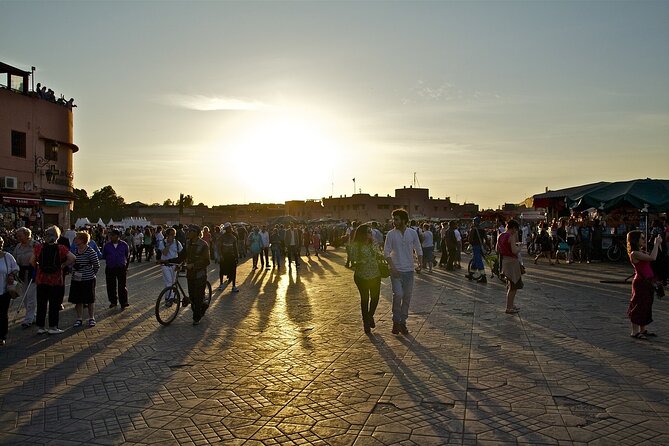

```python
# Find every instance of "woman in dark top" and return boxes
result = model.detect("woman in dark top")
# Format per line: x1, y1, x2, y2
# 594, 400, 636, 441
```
350, 224, 382, 334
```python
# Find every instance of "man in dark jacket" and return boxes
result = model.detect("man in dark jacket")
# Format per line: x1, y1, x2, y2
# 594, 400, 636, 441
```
185, 225, 210, 325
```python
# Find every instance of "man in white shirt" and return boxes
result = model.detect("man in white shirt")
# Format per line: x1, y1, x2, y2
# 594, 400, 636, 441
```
260, 225, 271, 270
384, 209, 423, 335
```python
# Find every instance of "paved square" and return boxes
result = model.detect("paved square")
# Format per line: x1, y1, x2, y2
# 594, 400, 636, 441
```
1, 249, 668, 445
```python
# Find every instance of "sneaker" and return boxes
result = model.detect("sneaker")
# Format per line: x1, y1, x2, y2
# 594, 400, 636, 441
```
392, 323, 400, 335
121, 303, 130, 309
37, 327, 47, 335
73, 320, 83, 328
88, 319, 96, 327
48, 327, 64, 335
217, 284, 225, 290
399, 323, 409, 335
109, 303, 118, 309
476, 275, 487, 284
231, 287, 240, 293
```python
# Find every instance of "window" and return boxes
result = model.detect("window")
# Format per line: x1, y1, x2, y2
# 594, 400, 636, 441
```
11, 131, 26, 158
45, 142, 58, 161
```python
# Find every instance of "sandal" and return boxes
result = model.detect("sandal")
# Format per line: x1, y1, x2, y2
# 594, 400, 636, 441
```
641, 330, 657, 337
505, 308, 519, 314
73, 320, 83, 328
88, 319, 96, 327
630, 332, 648, 340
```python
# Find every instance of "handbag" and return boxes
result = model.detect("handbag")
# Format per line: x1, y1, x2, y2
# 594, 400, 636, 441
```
2, 254, 22, 299
378, 258, 390, 278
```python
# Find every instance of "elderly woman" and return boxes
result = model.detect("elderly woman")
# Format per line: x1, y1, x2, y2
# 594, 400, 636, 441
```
13, 227, 37, 328
497, 219, 523, 314
0, 236, 20, 346
30, 226, 76, 335
70, 232, 100, 327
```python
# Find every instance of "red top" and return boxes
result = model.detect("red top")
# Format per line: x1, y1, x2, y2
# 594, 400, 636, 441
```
497, 232, 517, 258
33, 244, 70, 286
632, 258, 654, 280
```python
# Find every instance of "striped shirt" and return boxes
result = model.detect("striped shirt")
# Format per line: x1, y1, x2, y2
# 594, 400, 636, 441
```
72, 245, 100, 282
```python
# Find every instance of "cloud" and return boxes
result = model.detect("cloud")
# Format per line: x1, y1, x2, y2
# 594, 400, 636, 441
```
162, 94, 270, 111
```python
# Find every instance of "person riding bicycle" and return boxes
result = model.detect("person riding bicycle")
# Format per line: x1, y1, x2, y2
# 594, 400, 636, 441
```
185, 225, 210, 326
466, 217, 488, 283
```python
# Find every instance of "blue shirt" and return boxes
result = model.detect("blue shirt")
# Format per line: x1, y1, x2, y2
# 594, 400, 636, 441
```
102, 240, 130, 268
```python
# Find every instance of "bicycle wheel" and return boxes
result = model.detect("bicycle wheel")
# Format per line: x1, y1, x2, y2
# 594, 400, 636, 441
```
607, 244, 622, 262
156, 286, 181, 326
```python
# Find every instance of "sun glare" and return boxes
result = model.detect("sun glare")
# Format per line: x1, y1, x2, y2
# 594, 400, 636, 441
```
222, 114, 343, 202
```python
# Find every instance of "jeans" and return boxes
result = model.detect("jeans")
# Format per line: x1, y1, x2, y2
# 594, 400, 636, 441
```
287, 245, 300, 266
390, 271, 414, 324
271, 245, 283, 268
261, 247, 269, 267
354, 275, 381, 324
472, 245, 485, 270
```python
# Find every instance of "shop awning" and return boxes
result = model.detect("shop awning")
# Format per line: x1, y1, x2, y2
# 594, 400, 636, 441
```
44, 199, 71, 206
2, 196, 42, 206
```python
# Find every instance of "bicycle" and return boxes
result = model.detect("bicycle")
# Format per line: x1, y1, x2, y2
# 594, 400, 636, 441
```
155, 263, 213, 326
606, 237, 628, 262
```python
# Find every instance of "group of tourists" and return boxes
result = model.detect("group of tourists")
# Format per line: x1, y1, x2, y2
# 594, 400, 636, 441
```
1, 212, 667, 346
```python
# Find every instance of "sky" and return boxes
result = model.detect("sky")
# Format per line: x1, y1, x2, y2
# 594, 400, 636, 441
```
2, 0, 668, 210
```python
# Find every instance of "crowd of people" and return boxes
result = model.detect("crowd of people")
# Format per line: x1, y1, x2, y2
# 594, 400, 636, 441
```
0, 212, 667, 346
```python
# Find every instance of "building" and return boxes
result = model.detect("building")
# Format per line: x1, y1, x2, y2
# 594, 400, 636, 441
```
0, 61, 78, 231
319, 186, 479, 222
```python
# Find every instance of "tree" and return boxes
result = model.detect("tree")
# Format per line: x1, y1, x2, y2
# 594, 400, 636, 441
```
89, 186, 125, 221
163, 198, 175, 206
181, 194, 194, 208
72, 188, 91, 220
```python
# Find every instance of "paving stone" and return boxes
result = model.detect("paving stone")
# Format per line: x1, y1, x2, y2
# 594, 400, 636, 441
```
1, 250, 668, 445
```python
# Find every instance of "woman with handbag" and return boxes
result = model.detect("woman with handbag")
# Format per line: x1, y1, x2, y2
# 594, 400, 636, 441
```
0, 236, 20, 346
350, 224, 382, 334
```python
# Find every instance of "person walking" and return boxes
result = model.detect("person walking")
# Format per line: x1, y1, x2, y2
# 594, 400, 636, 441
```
384, 209, 423, 335
0, 236, 20, 346
351, 224, 382, 334
627, 231, 663, 339
70, 232, 100, 327
497, 220, 524, 314
260, 225, 271, 269
466, 217, 488, 282
284, 223, 301, 269
102, 229, 131, 309
218, 223, 239, 292
248, 227, 263, 270
420, 223, 434, 272
185, 225, 210, 325
13, 227, 37, 328
30, 226, 76, 335
270, 227, 283, 270
534, 222, 554, 265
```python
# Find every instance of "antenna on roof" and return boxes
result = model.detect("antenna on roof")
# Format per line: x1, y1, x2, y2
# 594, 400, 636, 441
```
413, 172, 420, 188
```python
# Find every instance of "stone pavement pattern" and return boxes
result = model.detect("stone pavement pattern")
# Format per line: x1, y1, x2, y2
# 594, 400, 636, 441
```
0, 249, 668, 445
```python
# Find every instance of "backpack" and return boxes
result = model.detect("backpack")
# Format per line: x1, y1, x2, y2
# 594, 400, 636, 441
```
39, 244, 61, 274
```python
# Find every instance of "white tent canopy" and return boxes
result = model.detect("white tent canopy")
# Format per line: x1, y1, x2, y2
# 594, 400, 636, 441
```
74, 217, 92, 228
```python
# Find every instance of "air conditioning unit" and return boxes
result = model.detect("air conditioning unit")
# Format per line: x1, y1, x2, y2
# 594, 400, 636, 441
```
3, 177, 18, 189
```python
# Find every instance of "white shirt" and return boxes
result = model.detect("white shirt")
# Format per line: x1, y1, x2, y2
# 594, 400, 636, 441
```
163, 239, 183, 261
454, 229, 462, 242
384, 227, 423, 272
421, 230, 434, 248
260, 230, 270, 248
371, 228, 384, 246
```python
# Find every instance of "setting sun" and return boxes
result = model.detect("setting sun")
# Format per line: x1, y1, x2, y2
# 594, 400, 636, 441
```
221, 113, 345, 201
